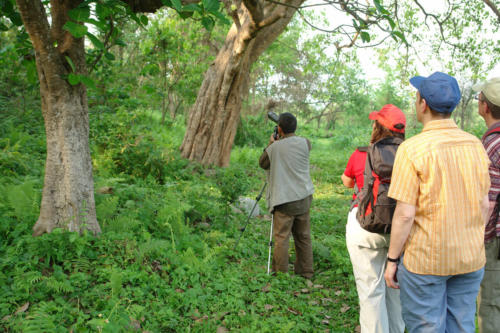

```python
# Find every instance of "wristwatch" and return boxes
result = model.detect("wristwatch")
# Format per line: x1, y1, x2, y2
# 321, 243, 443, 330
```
387, 256, 400, 263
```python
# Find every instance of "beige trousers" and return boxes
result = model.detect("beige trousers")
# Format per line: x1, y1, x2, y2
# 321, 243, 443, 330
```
346, 208, 405, 333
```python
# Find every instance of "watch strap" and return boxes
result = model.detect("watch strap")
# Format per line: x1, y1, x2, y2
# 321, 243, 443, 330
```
387, 256, 400, 263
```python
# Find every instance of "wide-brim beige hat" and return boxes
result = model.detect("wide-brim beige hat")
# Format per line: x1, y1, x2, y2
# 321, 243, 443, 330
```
473, 77, 500, 106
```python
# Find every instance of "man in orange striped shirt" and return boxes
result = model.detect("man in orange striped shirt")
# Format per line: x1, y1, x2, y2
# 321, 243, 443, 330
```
384, 72, 491, 333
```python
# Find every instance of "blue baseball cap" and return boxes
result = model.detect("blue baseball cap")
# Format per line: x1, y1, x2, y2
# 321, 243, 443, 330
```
410, 72, 461, 113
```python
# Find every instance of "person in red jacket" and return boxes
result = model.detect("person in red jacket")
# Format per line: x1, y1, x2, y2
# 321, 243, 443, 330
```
343, 105, 406, 333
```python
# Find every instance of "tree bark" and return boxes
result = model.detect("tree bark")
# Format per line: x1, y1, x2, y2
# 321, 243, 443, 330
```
16, 0, 100, 236
180, 0, 304, 166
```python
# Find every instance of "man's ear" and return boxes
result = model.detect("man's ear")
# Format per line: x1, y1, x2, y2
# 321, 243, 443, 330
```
484, 102, 491, 115
420, 98, 430, 114
278, 126, 285, 136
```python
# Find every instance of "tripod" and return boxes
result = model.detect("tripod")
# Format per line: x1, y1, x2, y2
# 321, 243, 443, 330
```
233, 182, 267, 250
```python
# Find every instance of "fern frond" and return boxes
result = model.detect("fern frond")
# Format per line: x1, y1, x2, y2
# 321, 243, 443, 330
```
43, 276, 74, 294
72, 257, 92, 272
22, 302, 57, 333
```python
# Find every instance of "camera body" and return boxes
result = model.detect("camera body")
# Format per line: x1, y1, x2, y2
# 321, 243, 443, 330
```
267, 111, 279, 140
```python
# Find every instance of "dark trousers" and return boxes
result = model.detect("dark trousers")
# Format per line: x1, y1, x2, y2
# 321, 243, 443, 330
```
272, 209, 314, 278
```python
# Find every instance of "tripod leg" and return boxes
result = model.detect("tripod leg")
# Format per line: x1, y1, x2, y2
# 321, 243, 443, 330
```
233, 182, 267, 251
267, 213, 274, 275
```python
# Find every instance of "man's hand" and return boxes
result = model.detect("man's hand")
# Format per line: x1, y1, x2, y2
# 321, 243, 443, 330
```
384, 261, 399, 289
269, 133, 276, 145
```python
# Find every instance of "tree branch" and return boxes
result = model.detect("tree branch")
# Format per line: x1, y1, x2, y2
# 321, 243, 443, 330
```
412, 0, 460, 48
15, 0, 52, 54
50, 0, 84, 54
258, 8, 285, 28
242, 0, 265, 25
483, 0, 500, 22
121, 0, 199, 13
89, 17, 115, 73
335, 31, 360, 50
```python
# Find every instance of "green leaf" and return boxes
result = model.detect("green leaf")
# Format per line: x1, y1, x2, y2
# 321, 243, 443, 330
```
352, 19, 359, 31
171, 0, 182, 12
383, 15, 396, 30
95, 3, 112, 19
84, 18, 107, 31
203, 0, 219, 13
201, 17, 215, 31
68, 6, 90, 22
213, 11, 230, 25
0, 23, 8, 31
65, 56, 76, 72
86, 32, 104, 49
69, 232, 78, 243
115, 38, 127, 47
182, 4, 202, 13
161, 0, 173, 6
68, 73, 81, 85
140, 15, 149, 26
10, 12, 23, 26
129, 12, 142, 27
0, 0, 22, 26
360, 31, 371, 43
105, 52, 115, 61
63, 21, 88, 38
24, 60, 38, 84
374, 0, 390, 15
79, 75, 96, 89
392, 31, 407, 44
179, 11, 194, 19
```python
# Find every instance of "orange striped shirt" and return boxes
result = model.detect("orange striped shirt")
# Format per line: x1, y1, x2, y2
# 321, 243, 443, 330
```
388, 119, 490, 275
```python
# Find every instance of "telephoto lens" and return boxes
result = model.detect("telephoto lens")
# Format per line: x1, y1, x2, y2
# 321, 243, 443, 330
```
267, 112, 279, 139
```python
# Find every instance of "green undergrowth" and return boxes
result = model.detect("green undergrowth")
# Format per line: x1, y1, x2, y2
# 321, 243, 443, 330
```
0, 107, 361, 332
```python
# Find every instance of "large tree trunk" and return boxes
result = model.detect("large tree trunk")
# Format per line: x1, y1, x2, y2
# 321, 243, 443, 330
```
17, 0, 100, 236
180, 0, 304, 166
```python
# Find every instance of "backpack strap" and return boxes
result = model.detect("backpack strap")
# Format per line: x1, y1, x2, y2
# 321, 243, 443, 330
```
364, 171, 378, 216
363, 148, 377, 217
349, 184, 360, 212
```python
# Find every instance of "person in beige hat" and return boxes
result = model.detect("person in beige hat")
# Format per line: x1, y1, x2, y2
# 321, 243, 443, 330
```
474, 77, 500, 333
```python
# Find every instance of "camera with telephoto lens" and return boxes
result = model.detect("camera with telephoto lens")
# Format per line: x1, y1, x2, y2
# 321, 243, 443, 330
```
267, 111, 279, 140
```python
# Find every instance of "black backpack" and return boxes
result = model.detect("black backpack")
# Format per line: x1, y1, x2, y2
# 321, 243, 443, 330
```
356, 136, 403, 234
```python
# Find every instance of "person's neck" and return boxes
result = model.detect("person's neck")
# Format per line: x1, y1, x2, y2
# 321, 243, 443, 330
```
485, 116, 500, 128
421, 114, 449, 127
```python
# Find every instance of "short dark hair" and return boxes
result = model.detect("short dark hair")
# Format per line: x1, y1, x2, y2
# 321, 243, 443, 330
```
278, 112, 297, 134
418, 93, 451, 119
483, 93, 500, 119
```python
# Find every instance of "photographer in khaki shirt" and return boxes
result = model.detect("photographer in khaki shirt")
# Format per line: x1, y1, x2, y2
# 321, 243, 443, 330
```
384, 72, 490, 333
259, 112, 314, 278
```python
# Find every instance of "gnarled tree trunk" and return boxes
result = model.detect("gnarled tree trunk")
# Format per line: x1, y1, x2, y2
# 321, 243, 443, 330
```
14, 0, 216, 236
180, 0, 304, 166
17, 0, 100, 236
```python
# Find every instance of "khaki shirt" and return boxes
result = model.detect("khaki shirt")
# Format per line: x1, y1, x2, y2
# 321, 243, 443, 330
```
388, 119, 490, 275
259, 133, 314, 213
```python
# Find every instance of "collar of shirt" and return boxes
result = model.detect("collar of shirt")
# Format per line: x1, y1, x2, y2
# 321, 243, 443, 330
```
422, 118, 458, 132
281, 133, 296, 139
